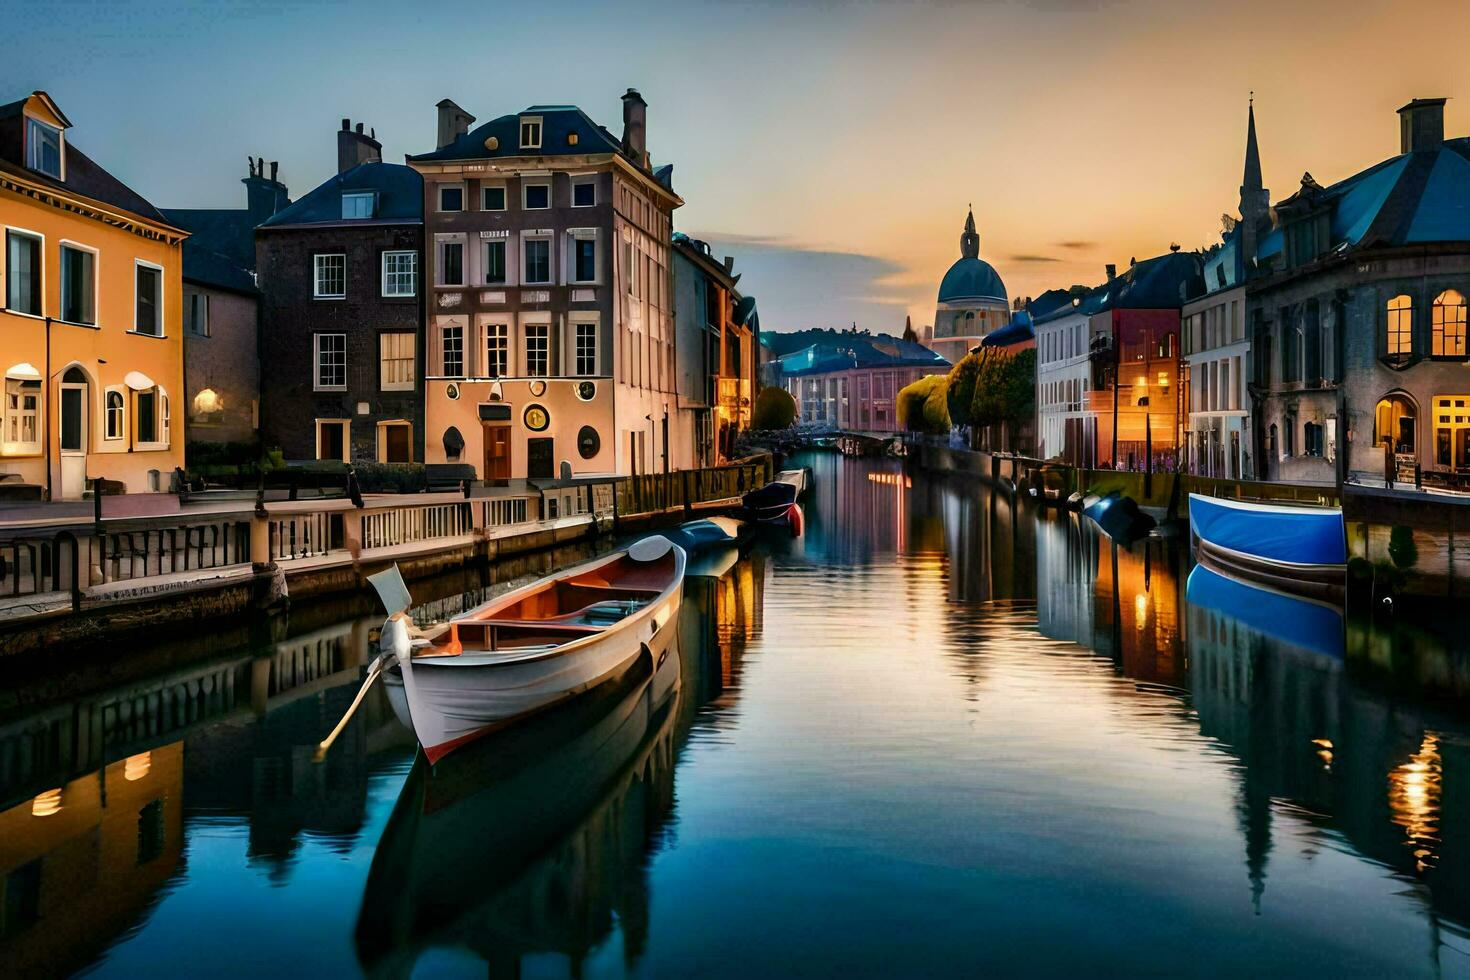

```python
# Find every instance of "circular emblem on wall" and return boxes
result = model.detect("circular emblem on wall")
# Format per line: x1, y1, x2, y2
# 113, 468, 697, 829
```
445, 382, 461, 400
575, 380, 596, 401
524, 404, 551, 432
528, 379, 547, 397
578, 425, 600, 459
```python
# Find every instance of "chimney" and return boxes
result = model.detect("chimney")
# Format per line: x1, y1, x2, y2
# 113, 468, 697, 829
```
621, 88, 647, 167
1398, 98, 1447, 154
1105, 263, 1117, 281
338, 117, 382, 173
243, 158, 289, 225
436, 99, 475, 150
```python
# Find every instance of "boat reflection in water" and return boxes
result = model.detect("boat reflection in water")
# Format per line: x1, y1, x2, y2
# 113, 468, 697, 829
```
356, 552, 767, 978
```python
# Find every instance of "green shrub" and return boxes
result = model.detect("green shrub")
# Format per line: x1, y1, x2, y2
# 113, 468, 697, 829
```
946, 352, 982, 428
897, 374, 949, 434
354, 462, 428, 494
752, 386, 797, 430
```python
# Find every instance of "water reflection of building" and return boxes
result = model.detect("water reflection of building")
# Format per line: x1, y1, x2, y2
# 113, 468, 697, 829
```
677, 554, 765, 737
927, 476, 1033, 603
799, 452, 916, 561
1034, 511, 1099, 646
0, 744, 184, 977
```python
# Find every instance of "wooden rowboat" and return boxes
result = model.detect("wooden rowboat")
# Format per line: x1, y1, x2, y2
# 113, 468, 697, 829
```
1188, 493, 1345, 602
366, 536, 685, 764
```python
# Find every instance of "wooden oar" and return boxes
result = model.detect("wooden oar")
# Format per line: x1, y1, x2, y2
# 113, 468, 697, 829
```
315, 655, 387, 762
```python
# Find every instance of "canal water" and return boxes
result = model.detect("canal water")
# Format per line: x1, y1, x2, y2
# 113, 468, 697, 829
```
5, 452, 1470, 978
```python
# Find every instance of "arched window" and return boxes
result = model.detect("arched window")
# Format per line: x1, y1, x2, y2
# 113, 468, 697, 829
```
1432, 289, 1467, 358
105, 389, 124, 440
1387, 294, 1413, 359
1268, 423, 1279, 459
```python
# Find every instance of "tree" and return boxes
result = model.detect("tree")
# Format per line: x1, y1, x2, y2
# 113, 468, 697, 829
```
752, 386, 797, 430
946, 350, 983, 429
897, 374, 949, 434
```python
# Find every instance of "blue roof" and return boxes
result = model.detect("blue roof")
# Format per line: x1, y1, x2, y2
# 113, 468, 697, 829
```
1031, 250, 1204, 324
775, 332, 948, 377
980, 311, 1034, 348
410, 106, 625, 164
260, 162, 421, 228
938, 256, 1007, 303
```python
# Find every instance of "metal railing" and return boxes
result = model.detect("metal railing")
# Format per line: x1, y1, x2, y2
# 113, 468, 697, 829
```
360, 502, 474, 551
99, 517, 251, 583
268, 511, 343, 562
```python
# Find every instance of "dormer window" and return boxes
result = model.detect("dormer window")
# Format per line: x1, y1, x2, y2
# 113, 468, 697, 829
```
342, 191, 376, 220
26, 118, 61, 179
520, 116, 542, 150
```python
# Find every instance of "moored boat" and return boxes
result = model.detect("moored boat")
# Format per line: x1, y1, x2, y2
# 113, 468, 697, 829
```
741, 468, 808, 528
1188, 493, 1345, 601
369, 536, 685, 763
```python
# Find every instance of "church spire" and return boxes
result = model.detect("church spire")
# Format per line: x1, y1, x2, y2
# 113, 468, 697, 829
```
1240, 93, 1268, 218
960, 206, 979, 259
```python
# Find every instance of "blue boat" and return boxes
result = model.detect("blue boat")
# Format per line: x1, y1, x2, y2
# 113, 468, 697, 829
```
660, 516, 745, 555
1185, 564, 1344, 659
1188, 493, 1345, 601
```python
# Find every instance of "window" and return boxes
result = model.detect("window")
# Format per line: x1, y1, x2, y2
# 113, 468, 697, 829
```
524, 239, 551, 284
342, 191, 375, 219
520, 117, 542, 150
482, 186, 506, 211
60, 244, 95, 325
378, 422, 412, 463
438, 241, 464, 286
317, 420, 348, 462
574, 321, 598, 376
438, 184, 464, 212
1304, 421, 1324, 457
382, 250, 417, 297
524, 183, 550, 210
105, 389, 124, 440
573, 237, 596, 283
484, 322, 508, 377
3, 379, 40, 454
483, 240, 506, 284
1432, 290, 1467, 358
1387, 293, 1413, 359
26, 118, 61, 178
442, 324, 464, 376
6, 230, 42, 316
572, 181, 596, 207
135, 388, 168, 446
526, 323, 550, 376
183, 290, 208, 336
379, 332, 415, 391
315, 333, 346, 390
135, 263, 163, 335
314, 254, 345, 299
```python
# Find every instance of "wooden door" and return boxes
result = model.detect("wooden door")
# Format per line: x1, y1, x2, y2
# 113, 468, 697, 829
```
483, 424, 511, 483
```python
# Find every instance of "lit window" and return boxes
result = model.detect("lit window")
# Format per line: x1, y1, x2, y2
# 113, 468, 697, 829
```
315, 333, 346, 390
524, 239, 551, 284
105, 389, 124, 439
342, 191, 375, 219
441, 324, 464, 376
1432, 290, 1466, 358
524, 183, 550, 210
379, 332, 415, 391
526, 323, 550, 376
5, 231, 42, 316
60, 244, 95, 325
135, 263, 163, 335
1387, 294, 1413, 358
572, 181, 595, 207
438, 184, 464, 212
484, 322, 508, 377
438, 241, 464, 286
382, 250, 417, 297
519, 117, 542, 150
26, 118, 61, 178
313, 254, 345, 299
3, 378, 41, 454
483, 240, 506, 284
575, 321, 598, 376
183, 290, 209, 336
482, 186, 506, 211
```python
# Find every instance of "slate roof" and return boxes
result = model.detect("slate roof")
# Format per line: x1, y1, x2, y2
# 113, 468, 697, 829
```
1024, 288, 1079, 322
980, 310, 1035, 349
775, 332, 949, 377
1031, 250, 1205, 325
260, 162, 421, 228
0, 143, 174, 230
163, 207, 259, 293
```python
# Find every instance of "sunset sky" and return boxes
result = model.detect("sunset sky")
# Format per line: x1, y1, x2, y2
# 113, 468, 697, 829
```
6, 0, 1468, 334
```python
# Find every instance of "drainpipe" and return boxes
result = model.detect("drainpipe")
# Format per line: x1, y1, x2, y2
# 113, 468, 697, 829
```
44, 315, 52, 501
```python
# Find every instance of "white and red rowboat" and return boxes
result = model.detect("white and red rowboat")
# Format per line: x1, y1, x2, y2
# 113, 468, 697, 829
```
372, 536, 685, 763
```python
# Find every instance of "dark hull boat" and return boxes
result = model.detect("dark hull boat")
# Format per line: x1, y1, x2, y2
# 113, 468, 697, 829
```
741, 468, 807, 530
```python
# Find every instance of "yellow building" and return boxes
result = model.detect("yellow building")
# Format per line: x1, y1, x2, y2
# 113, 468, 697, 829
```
0, 92, 186, 500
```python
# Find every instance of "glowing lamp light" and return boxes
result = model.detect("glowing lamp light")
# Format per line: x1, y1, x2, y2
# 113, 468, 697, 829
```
32, 788, 62, 817
124, 751, 152, 781
1134, 592, 1148, 629
193, 388, 223, 414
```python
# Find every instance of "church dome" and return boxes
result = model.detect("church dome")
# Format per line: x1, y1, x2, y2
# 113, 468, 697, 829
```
937, 208, 1007, 303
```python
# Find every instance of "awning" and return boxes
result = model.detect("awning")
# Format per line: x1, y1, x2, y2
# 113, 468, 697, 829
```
4, 362, 41, 380
124, 370, 156, 391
